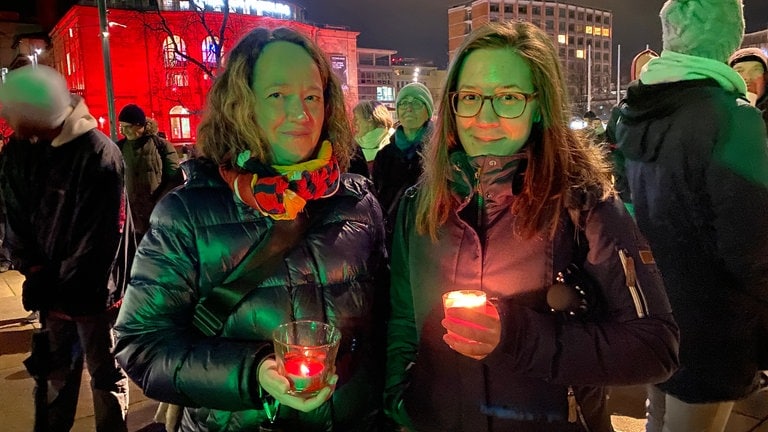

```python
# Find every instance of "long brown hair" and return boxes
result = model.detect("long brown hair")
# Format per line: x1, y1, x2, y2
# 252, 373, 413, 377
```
416, 21, 612, 240
196, 27, 353, 170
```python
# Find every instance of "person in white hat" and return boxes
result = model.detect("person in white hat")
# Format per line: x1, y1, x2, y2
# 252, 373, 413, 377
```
0, 65, 131, 432
729, 47, 768, 125
615, 1, 768, 431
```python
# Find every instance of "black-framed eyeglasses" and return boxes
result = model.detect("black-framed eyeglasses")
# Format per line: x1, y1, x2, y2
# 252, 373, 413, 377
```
450, 91, 537, 119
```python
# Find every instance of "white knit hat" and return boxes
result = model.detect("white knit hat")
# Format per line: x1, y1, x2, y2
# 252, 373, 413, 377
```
660, 0, 744, 63
0, 65, 72, 129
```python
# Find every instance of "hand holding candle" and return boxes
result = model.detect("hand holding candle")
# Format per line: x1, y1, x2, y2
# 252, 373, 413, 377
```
441, 290, 500, 360
271, 320, 341, 396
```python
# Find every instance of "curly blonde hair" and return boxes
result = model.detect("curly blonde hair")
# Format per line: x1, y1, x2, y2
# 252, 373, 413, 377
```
417, 21, 613, 240
196, 27, 353, 170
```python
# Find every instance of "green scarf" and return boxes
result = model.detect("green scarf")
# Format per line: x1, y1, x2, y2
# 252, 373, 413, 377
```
640, 50, 747, 96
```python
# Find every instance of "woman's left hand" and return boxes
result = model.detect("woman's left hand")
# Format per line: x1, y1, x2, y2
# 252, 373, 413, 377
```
258, 358, 338, 412
441, 302, 501, 360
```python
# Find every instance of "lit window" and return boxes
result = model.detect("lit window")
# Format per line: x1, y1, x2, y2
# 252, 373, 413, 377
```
201, 36, 221, 67
585, 26, 592, 35
558, 34, 566, 44
169, 105, 192, 140
163, 35, 187, 68
602, 28, 610, 37
576, 49, 585, 59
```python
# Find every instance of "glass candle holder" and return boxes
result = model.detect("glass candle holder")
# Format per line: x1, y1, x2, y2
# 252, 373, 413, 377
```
442, 290, 487, 313
272, 320, 341, 396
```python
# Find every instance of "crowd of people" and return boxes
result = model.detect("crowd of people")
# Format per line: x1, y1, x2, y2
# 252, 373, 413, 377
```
0, 0, 766, 431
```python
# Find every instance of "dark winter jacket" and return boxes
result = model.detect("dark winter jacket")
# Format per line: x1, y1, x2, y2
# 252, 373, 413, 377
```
385, 152, 679, 432
372, 123, 431, 243
113, 158, 388, 432
617, 78, 768, 403
117, 131, 180, 237
0, 97, 126, 316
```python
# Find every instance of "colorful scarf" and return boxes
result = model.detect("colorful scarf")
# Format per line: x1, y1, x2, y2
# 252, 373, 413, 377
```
219, 140, 341, 220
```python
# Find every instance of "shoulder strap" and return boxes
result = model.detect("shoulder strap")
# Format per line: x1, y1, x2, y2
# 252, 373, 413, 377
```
192, 215, 308, 336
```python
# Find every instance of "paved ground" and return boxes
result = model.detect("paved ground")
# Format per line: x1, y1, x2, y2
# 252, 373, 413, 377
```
1, 268, 767, 431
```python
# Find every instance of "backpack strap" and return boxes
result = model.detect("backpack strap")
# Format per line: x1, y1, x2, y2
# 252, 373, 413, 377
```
192, 215, 309, 336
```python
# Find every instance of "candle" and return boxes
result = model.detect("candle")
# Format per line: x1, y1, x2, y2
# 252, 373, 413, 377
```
282, 353, 326, 394
443, 290, 487, 310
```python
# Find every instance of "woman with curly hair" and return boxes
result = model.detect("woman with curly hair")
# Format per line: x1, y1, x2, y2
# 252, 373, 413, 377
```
114, 27, 387, 432
384, 21, 679, 431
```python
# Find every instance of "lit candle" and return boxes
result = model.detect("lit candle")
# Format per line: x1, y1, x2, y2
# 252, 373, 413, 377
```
443, 290, 487, 310
282, 353, 326, 394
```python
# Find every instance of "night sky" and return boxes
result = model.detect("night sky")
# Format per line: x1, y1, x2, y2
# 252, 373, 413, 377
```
298, 0, 768, 72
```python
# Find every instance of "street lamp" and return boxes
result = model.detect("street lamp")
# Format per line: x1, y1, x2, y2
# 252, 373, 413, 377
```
98, 0, 118, 141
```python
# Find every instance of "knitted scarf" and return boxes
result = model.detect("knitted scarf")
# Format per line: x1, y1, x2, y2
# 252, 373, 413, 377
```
219, 140, 341, 220
356, 127, 394, 162
640, 50, 747, 96
394, 122, 431, 160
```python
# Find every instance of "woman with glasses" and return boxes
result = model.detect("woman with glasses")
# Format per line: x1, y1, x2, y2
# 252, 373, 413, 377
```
372, 82, 434, 247
384, 21, 679, 432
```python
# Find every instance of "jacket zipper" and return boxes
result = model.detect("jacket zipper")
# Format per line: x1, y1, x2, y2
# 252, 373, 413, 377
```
618, 249, 649, 318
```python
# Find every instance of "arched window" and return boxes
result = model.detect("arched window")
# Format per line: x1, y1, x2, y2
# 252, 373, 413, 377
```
163, 35, 187, 68
169, 105, 192, 140
201, 36, 222, 68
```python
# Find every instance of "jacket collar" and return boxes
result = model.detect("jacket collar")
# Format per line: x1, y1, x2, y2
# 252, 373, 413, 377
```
448, 150, 526, 211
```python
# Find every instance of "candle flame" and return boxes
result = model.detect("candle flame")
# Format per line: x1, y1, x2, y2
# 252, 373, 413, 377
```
300, 363, 310, 376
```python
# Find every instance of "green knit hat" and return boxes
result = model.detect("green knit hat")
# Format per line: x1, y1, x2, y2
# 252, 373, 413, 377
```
660, 0, 744, 63
396, 82, 434, 117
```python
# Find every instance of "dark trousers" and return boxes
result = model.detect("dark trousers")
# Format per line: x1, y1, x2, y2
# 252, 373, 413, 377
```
36, 310, 129, 432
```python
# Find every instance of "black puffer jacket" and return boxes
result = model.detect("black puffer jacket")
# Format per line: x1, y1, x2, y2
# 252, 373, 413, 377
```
114, 158, 388, 431
617, 78, 768, 402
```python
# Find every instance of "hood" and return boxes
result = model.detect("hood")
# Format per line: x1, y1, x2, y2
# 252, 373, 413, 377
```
51, 95, 98, 147
616, 78, 719, 163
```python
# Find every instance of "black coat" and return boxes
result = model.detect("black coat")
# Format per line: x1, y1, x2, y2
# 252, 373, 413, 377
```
617, 78, 768, 402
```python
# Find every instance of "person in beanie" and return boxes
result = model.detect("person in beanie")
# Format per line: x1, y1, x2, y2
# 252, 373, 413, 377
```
0, 65, 130, 432
615, 1, 768, 430
117, 103, 181, 239
729, 47, 768, 126
372, 81, 434, 247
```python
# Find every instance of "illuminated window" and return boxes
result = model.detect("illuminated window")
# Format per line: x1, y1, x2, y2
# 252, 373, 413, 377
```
558, 34, 566, 44
163, 35, 187, 68
169, 105, 192, 140
585, 26, 593, 35
602, 28, 610, 37
377, 86, 394, 101
201, 36, 221, 67
576, 49, 585, 59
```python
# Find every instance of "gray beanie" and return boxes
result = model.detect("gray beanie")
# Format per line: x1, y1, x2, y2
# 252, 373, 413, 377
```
0, 65, 72, 129
396, 82, 434, 117
660, 0, 744, 63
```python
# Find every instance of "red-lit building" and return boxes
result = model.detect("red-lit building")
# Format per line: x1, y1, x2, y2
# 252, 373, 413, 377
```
49, 1, 359, 145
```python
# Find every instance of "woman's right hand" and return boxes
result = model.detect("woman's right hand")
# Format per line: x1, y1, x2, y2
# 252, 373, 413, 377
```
257, 358, 337, 412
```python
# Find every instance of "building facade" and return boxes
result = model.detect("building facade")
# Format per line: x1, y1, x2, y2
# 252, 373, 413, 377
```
357, 47, 397, 108
48, 0, 359, 145
448, 0, 613, 115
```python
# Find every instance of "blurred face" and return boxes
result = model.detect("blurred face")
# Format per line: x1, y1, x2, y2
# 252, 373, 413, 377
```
353, 109, 374, 137
251, 41, 324, 165
733, 60, 767, 98
455, 47, 539, 157
397, 96, 429, 136
119, 122, 144, 140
